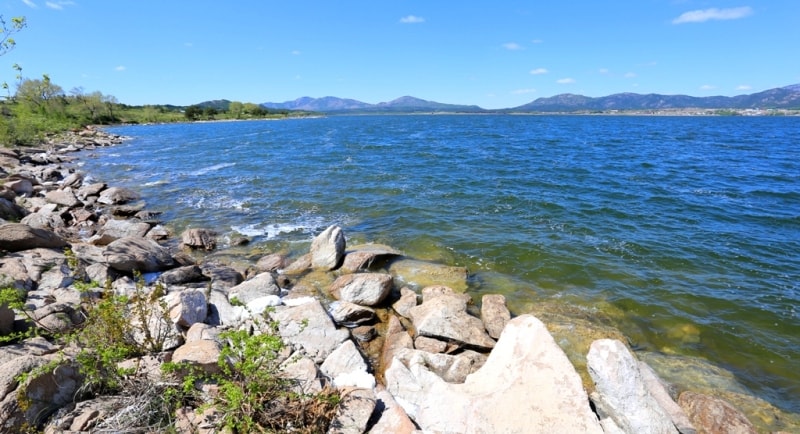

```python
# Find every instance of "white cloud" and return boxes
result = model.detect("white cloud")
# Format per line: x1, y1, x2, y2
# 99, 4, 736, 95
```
557, 78, 575, 84
672, 7, 753, 24
531, 39, 543, 44
400, 15, 425, 24
114, 66, 125, 72
184, 42, 193, 48
624, 72, 637, 78
512, 88, 537, 94
502, 42, 523, 51
736, 84, 752, 90
23, 0, 38, 8
700, 84, 716, 90
45, 1, 75, 10
530, 68, 548, 75
291, 50, 301, 55
598, 68, 610, 74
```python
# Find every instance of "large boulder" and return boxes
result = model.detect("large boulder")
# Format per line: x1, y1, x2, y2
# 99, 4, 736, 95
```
385, 314, 604, 433
587, 339, 678, 434
166, 289, 209, 328
310, 225, 345, 270
44, 188, 82, 208
340, 243, 402, 273
480, 293, 510, 339
91, 218, 152, 244
102, 236, 175, 273
408, 286, 495, 350
329, 273, 392, 307
0, 223, 68, 252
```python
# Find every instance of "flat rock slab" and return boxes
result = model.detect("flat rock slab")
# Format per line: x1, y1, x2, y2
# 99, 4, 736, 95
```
270, 299, 350, 364
385, 314, 604, 433
103, 236, 175, 272
329, 273, 393, 307
0, 223, 68, 252
340, 243, 402, 273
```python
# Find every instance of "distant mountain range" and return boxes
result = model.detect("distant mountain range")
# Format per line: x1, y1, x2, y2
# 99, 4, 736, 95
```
257, 84, 800, 113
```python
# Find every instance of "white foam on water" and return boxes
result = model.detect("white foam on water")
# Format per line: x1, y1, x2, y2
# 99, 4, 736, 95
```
230, 222, 310, 239
189, 162, 236, 176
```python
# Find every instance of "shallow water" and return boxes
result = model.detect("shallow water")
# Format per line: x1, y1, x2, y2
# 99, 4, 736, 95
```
82, 115, 799, 413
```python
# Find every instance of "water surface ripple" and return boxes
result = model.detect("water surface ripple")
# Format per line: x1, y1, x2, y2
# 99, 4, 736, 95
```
84, 115, 799, 412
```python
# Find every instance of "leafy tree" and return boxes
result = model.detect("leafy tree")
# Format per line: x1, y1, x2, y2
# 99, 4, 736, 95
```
16, 74, 65, 114
184, 105, 202, 120
228, 100, 243, 119
0, 15, 25, 56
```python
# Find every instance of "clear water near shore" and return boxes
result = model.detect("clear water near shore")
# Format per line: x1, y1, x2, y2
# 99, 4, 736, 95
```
80, 115, 799, 415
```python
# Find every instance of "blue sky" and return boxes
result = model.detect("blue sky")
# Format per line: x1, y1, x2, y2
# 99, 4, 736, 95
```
2, 0, 798, 109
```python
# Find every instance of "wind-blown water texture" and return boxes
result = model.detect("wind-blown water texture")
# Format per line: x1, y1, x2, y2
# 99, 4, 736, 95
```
84, 115, 799, 412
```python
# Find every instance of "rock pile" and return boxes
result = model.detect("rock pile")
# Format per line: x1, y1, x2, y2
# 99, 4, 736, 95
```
0, 127, 775, 433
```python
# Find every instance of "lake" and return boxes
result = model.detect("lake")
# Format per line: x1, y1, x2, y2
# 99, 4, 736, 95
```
81, 114, 799, 414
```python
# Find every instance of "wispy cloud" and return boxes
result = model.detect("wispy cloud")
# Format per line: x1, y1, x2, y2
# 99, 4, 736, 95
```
624, 72, 637, 78
557, 78, 575, 84
672, 7, 753, 24
502, 42, 523, 51
23, 0, 38, 8
512, 88, 537, 95
530, 68, 548, 75
531, 39, 543, 44
736, 84, 752, 91
699, 84, 716, 90
291, 50, 301, 55
400, 15, 425, 24
45, 1, 75, 10
598, 68, 610, 74
114, 66, 126, 72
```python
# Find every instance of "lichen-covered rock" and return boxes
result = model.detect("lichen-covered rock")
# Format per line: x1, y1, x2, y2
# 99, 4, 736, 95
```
181, 228, 217, 251
678, 391, 756, 434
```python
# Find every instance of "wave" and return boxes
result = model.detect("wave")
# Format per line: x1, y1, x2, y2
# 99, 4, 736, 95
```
189, 162, 236, 176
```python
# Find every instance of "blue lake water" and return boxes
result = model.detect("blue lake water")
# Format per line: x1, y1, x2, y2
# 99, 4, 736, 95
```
83, 115, 799, 413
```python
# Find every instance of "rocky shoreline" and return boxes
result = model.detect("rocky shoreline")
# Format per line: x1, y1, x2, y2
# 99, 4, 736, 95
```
0, 127, 792, 433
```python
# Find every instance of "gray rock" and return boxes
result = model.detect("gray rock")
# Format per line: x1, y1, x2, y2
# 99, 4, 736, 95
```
185, 323, 221, 343
103, 236, 175, 272
413, 335, 448, 353
97, 186, 140, 205
228, 272, 280, 305
282, 253, 311, 275
329, 273, 392, 307
587, 339, 678, 434
368, 385, 417, 434
172, 340, 223, 375
159, 265, 208, 285
320, 340, 374, 389
393, 347, 486, 383
340, 243, 402, 273
269, 299, 349, 363
167, 289, 208, 328
76, 182, 105, 199
32, 302, 83, 333
392, 286, 417, 319
44, 188, 82, 208
408, 290, 495, 350
255, 253, 286, 272
0, 223, 68, 252
385, 314, 604, 433
328, 388, 376, 434
279, 354, 322, 395
5, 178, 33, 196
92, 218, 152, 244
481, 293, 511, 339
0, 303, 13, 336
310, 224, 345, 270
181, 228, 217, 251
11, 361, 83, 431
60, 172, 84, 189
328, 300, 376, 327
